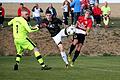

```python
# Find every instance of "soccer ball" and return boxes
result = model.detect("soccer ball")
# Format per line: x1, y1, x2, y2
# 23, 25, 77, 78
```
66, 25, 76, 36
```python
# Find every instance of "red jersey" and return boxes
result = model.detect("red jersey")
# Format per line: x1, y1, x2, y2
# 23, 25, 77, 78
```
0, 7, 5, 16
77, 16, 92, 31
17, 7, 30, 16
81, 0, 89, 8
92, 6, 102, 16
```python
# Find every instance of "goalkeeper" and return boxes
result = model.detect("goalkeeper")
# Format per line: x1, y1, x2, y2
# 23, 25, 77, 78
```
8, 7, 51, 70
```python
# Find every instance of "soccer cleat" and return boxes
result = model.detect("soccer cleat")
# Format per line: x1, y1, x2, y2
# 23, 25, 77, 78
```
41, 65, 52, 70
65, 64, 69, 69
14, 63, 18, 70
70, 62, 74, 67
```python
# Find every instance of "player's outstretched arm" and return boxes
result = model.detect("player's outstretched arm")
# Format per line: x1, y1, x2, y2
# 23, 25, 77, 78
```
24, 22, 39, 33
8, 18, 14, 26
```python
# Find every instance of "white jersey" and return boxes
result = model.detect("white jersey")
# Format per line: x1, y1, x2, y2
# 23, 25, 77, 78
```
89, 0, 96, 4
63, 5, 68, 12
33, 8, 41, 17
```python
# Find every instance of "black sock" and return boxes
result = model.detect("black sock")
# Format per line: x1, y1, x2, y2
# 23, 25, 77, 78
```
72, 50, 80, 62
68, 44, 76, 55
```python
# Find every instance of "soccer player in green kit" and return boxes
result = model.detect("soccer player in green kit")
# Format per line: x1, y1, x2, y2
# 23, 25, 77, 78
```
8, 7, 51, 70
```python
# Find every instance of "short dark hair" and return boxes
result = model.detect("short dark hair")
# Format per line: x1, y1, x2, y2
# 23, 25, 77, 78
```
0, 3, 2, 6
85, 9, 91, 14
45, 11, 51, 14
20, 3, 24, 6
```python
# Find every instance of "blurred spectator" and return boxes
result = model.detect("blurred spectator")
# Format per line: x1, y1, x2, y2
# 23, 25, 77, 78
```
69, 0, 74, 24
89, 0, 97, 12
101, 1, 111, 28
81, 0, 90, 10
46, 3, 57, 18
0, 3, 5, 28
96, 0, 99, 4
92, 3, 102, 27
32, 4, 43, 25
89, 0, 98, 7
70, 0, 82, 25
62, 0, 70, 27
17, 3, 31, 21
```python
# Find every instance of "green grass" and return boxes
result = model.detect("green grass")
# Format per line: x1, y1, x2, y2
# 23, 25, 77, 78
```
0, 56, 120, 80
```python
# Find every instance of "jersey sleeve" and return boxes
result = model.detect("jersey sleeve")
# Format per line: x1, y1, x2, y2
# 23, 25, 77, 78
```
8, 18, 14, 26
41, 19, 49, 25
87, 19, 92, 29
23, 21, 39, 33
108, 7, 111, 11
56, 18, 62, 25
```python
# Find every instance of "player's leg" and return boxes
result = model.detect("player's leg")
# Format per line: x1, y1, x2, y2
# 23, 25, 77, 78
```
14, 40, 24, 70
58, 43, 69, 68
68, 39, 78, 55
71, 34, 85, 67
33, 47, 51, 70
68, 34, 78, 62
72, 43, 82, 63
26, 38, 51, 70
52, 32, 69, 68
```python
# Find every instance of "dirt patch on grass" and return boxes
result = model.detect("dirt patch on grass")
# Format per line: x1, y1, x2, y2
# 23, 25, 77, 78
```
0, 27, 120, 56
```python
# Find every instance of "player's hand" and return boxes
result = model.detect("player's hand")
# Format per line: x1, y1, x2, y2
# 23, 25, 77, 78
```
40, 23, 47, 27
32, 24, 39, 30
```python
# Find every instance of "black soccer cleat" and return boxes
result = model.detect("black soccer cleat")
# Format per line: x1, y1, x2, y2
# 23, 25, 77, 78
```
41, 65, 52, 70
14, 63, 18, 70
65, 64, 69, 69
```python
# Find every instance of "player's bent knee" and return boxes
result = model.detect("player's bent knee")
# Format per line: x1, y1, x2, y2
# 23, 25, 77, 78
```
58, 44, 64, 52
33, 47, 39, 52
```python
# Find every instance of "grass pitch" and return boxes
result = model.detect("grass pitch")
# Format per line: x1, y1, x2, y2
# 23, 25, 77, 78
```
0, 56, 120, 80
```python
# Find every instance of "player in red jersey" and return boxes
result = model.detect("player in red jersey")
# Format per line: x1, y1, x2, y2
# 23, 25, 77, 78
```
68, 10, 92, 67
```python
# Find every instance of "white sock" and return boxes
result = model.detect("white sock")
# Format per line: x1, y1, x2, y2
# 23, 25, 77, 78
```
60, 51, 69, 64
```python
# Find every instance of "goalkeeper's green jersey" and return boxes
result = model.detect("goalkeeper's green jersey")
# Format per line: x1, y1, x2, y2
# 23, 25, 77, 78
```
8, 17, 38, 39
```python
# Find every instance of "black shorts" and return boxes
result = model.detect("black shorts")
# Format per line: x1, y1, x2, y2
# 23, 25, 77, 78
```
73, 33, 85, 44
94, 15, 101, 24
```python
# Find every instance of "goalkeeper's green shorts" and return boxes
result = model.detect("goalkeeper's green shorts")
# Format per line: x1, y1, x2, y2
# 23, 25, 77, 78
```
14, 38, 36, 53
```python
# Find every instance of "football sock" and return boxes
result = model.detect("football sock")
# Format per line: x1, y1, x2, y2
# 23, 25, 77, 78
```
72, 50, 80, 62
68, 44, 76, 55
16, 54, 22, 64
60, 51, 69, 64
34, 51, 45, 67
